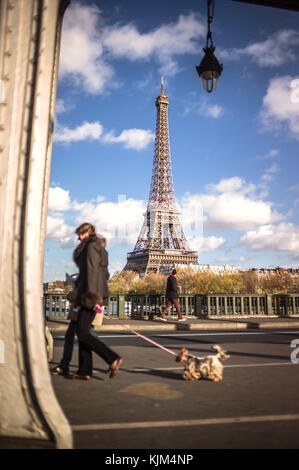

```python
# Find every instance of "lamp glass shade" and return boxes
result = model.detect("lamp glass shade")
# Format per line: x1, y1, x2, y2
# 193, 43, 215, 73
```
201, 70, 219, 92
196, 46, 223, 93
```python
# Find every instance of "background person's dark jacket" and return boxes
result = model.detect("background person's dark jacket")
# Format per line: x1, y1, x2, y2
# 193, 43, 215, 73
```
73, 235, 110, 308
165, 274, 179, 299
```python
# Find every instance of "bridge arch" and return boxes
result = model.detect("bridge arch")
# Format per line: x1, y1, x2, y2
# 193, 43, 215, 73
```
0, 0, 72, 448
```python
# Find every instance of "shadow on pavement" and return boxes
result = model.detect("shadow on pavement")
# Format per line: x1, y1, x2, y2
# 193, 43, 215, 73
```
129, 368, 182, 381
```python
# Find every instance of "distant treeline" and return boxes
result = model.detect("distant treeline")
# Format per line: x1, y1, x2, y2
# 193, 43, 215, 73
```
109, 268, 299, 295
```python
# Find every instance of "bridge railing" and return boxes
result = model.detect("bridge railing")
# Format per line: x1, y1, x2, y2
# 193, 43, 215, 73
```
44, 292, 299, 320
44, 294, 127, 320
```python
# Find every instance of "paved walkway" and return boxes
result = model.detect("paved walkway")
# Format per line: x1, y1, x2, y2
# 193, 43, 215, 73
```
52, 328, 299, 449
47, 315, 299, 333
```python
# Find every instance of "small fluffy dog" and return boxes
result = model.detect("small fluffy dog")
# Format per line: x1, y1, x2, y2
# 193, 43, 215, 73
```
176, 345, 230, 382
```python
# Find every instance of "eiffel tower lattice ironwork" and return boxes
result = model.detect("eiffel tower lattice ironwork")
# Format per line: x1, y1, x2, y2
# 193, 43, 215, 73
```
124, 79, 198, 275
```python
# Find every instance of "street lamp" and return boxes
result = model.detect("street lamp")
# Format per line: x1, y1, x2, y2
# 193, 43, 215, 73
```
196, 0, 223, 93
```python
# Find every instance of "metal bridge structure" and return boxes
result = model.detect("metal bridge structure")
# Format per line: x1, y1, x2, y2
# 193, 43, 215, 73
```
0, 0, 72, 449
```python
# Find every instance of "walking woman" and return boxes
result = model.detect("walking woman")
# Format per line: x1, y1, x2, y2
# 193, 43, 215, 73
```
51, 274, 81, 378
73, 222, 122, 380
160, 269, 186, 322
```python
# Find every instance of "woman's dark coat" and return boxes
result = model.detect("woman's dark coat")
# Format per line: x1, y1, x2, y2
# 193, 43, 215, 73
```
165, 274, 179, 299
73, 235, 110, 308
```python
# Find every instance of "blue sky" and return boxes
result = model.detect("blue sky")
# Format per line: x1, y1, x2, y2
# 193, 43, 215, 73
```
45, 0, 299, 281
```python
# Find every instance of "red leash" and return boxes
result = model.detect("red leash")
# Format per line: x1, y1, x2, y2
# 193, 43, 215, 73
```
121, 324, 177, 357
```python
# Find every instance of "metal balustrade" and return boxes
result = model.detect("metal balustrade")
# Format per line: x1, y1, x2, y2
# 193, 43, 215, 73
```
44, 293, 299, 320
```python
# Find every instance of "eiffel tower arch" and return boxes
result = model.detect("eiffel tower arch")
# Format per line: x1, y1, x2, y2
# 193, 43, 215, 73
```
124, 80, 198, 275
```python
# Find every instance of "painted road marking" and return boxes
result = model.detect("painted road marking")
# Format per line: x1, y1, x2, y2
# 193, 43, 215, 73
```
55, 330, 299, 340
72, 413, 299, 432
130, 362, 299, 372
98, 331, 299, 338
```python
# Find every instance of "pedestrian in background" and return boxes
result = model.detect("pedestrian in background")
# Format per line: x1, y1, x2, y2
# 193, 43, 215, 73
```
160, 269, 185, 322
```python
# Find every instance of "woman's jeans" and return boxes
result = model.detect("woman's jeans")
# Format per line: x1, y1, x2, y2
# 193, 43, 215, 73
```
59, 320, 77, 373
76, 307, 119, 375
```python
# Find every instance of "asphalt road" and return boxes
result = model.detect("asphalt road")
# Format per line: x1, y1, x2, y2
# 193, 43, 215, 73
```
51, 329, 299, 449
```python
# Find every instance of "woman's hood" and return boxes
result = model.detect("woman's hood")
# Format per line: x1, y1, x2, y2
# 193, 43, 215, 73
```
94, 234, 107, 248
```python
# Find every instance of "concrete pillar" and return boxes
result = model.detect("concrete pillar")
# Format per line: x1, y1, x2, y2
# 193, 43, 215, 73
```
49, 295, 53, 319
118, 295, 126, 319
266, 294, 273, 315
232, 297, 236, 315
184, 296, 189, 316
215, 296, 219, 315
257, 296, 260, 315
224, 297, 228, 315
0, 0, 72, 448
240, 297, 244, 315
248, 296, 252, 315
292, 296, 296, 316
207, 296, 211, 316
58, 295, 63, 318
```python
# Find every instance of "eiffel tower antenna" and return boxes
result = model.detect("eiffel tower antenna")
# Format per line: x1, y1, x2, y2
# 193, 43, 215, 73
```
124, 82, 198, 275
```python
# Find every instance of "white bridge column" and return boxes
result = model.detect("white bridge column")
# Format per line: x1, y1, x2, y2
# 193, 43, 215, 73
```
0, 0, 72, 448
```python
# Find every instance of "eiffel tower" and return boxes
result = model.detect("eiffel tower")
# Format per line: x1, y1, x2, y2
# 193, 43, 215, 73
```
124, 79, 198, 275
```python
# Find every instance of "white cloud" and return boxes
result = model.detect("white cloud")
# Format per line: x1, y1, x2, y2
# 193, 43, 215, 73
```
188, 235, 225, 253
197, 100, 224, 119
72, 196, 146, 246
221, 30, 299, 67
103, 128, 155, 151
49, 187, 71, 212
46, 189, 147, 249
259, 75, 299, 140
262, 163, 279, 178
103, 12, 205, 76
203, 194, 282, 230
267, 149, 280, 158
205, 105, 224, 119
56, 99, 69, 114
59, 4, 205, 94
207, 177, 256, 195
258, 163, 280, 198
46, 215, 74, 246
60, 2, 206, 94
54, 120, 154, 151
255, 148, 280, 160
59, 3, 114, 94
182, 177, 284, 231
289, 184, 299, 191
240, 223, 299, 255
183, 97, 225, 119
55, 121, 103, 143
